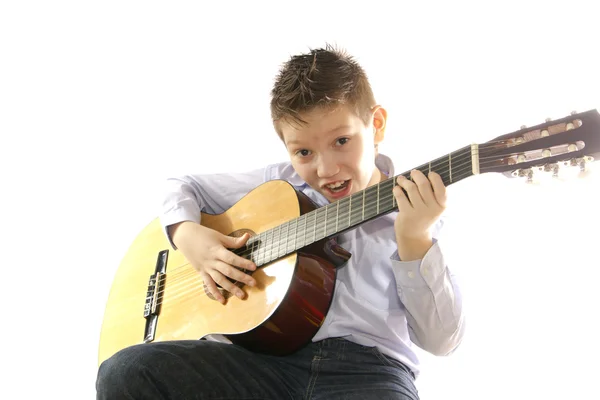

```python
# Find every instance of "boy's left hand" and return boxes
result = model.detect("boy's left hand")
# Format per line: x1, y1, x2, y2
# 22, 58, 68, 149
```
392, 170, 447, 259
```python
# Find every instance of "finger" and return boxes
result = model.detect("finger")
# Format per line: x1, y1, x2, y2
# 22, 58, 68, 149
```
208, 268, 246, 300
396, 174, 423, 207
410, 169, 436, 206
200, 271, 225, 304
220, 234, 257, 270
218, 246, 257, 271
214, 257, 256, 287
393, 180, 413, 210
428, 171, 447, 208
222, 232, 250, 248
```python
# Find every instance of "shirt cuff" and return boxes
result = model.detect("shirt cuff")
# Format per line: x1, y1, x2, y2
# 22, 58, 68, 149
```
159, 208, 200, 250
390, 239, 445, 288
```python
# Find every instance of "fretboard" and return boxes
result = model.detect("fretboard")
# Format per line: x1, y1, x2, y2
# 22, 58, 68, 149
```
239, 144, 475, 267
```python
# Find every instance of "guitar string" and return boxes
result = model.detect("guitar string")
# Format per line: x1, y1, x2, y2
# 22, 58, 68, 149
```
144, 146, 506, 305
143, 139, 578, 305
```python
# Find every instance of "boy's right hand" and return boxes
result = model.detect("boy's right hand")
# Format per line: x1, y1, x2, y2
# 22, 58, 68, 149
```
169, 221, 257, 304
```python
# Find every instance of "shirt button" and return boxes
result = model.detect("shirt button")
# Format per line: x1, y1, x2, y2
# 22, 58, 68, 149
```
408, 271, 415, 278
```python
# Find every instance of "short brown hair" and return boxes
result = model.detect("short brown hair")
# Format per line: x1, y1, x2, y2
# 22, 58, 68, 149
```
270, 44, 377, 137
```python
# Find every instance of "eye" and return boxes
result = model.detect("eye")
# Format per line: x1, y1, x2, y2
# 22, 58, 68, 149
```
296, 149, 311, 157
336, 137, 349, 146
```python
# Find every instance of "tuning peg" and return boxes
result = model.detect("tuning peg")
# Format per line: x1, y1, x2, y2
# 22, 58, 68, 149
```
518, 168, 534, 183
543, 163, 560, 178
571, 110, 577, 115
545, 117, 552, 122
551, 156, 596, 181
575, 156, 594, 172
578, 159, 595, 179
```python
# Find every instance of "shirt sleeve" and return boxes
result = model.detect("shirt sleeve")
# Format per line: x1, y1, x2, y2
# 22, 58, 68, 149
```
159, 166, 272, 249
389, 222, 465, 357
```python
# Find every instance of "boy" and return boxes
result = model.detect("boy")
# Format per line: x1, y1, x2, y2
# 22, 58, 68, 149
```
96, 44, 465, 399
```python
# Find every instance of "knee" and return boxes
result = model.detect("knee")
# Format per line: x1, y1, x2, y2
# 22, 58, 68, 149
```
96, 345, 149, 398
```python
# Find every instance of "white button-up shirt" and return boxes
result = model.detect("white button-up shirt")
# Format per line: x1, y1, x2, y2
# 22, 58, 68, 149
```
160, 153, 465, 377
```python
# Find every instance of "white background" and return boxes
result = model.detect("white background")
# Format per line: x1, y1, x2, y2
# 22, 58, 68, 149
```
1, 1, 599, 399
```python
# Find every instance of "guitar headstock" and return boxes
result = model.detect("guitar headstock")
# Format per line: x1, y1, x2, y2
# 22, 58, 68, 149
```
478, 109, 600, 181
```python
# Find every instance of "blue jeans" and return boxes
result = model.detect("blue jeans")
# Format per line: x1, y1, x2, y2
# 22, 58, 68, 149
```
96, 337, 419, 399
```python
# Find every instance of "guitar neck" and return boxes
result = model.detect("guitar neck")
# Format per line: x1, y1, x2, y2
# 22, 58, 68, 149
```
244, 144, 477, 267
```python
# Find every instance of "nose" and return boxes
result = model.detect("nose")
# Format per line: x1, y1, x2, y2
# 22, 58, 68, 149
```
316, 154, 339, 178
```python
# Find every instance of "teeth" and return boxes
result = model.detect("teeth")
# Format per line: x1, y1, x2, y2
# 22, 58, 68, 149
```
326, 180, 346, 189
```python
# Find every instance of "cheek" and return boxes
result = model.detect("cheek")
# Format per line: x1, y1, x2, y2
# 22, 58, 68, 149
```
291, 162, 314, 183
355, 145, 377, 179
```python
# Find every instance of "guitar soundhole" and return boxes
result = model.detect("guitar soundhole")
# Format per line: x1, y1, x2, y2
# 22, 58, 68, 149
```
204, 228, 256, 301
229, 228, 256, 238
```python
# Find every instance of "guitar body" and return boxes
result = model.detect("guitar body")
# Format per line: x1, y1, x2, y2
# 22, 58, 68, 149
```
98, 180, 351, 366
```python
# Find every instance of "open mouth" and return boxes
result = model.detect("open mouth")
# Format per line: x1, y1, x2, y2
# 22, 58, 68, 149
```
322, 179, 351, 198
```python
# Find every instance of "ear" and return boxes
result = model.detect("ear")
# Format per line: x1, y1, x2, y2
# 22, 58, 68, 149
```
371, 105, 387, 145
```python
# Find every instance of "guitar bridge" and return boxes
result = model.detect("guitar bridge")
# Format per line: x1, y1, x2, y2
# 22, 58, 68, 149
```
143, 250, 168, 343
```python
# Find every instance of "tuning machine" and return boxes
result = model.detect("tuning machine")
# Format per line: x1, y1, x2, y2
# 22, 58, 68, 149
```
511, 162, 564, 183
539, 163, 560, 178
553, 156, 596, 179
571, 156, 594, 172
511, 167, 534, 182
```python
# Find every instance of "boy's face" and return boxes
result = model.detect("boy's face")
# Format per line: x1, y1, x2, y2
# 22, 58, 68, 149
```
281, 104, 386, 203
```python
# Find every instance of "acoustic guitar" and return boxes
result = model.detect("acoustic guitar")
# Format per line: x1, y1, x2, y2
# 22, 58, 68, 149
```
98, 109, 600, 366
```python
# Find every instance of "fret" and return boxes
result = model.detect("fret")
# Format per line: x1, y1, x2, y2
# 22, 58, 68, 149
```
348, 194, 352, 227
324, 206, 328, 240
274, 225, 279, 260
277, 222, 283, 258
449, 153, 453, 183
354, 192, 363, 225
330, 204, 336, 236
266, 228, 275, 260
259, 231, 267, 264
376, 182, 380, 214
295, 215, 304, 249
279, 223, 285, 258
292, 217, 298, 251
249, 236, 257, 264
284, 220, 291, 254
264, 228, 270, 262
335, 201, 339, 233
335, 197, 346, 231
301, 214, 307, 248
262, 230, 270, 264
379, 178, 395, 212
312, 208, 319, 241
312, 209, 318, 241
361, 190, 365, 221
391, 178, 396, 208
290, 220, 296, 254
364, 185, 377, 220
318, 206, 326, 240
